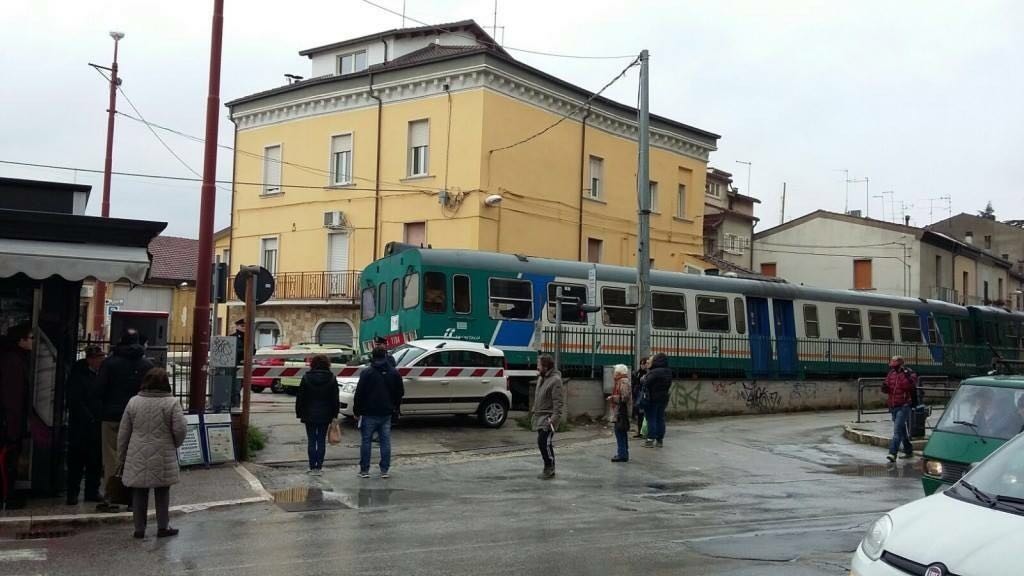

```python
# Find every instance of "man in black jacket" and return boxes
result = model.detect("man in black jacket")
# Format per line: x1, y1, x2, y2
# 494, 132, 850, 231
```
353, 348, 404, 479
66, 346, 105, 505
631, 357, 649, 439
643, 353, 673, 448
95, 330, 153, 510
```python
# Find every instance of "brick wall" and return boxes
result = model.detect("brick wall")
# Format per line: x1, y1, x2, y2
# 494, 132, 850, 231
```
227, 304, 360, 346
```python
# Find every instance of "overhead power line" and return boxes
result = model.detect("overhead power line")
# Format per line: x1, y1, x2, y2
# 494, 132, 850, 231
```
358, 0, 637, 60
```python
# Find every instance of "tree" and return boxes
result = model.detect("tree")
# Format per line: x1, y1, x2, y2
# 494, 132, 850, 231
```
979, 201, 996, 220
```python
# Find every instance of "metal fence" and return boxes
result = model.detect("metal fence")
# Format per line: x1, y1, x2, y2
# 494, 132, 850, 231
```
855, 376, 960, 423
76, 338, 203, 412
229, 271, 361, 303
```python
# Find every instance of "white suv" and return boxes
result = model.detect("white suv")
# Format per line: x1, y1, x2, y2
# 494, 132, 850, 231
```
337, 340, 511, 428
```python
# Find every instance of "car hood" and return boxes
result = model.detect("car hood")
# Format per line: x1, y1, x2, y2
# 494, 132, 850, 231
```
884, 491, 1024, 575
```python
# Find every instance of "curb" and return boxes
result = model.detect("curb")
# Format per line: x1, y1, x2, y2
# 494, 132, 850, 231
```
0, 464, 272, 535
842, 425, 927, 451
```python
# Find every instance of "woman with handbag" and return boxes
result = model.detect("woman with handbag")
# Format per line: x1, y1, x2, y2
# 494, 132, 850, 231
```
608, 364, 632, 463
295, 355, 340, 476
117, 368, 186, 539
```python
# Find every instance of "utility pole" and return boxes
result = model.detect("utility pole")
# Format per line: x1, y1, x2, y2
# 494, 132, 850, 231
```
88, 31, 124, 340
635, 49, 651, 367
736, 160, 752, 196
779, 182, 786, 225
189, 0, 225, 415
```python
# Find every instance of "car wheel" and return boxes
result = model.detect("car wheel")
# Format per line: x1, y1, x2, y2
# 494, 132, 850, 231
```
270, 380, 284, 394
252, 386, 265, 394
478, 396, 509, 428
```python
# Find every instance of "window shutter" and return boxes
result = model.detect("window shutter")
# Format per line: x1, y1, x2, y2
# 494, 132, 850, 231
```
853, 260, 872, 290
409, 120, 429, 148
264, 146, 282, 193
332, 134, 352, 155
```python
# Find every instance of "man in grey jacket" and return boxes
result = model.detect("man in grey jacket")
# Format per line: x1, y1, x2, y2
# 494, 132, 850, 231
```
532, 354, 564, 480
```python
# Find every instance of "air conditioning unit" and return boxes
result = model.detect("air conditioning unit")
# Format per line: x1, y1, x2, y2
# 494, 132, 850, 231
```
323, 210, 349, 230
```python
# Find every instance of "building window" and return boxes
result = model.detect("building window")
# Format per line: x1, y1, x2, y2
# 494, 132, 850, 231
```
649, 181, 659, 212
588, 156, 603, 199
853, 259, 873, 290
404, 222, 426, 246
260, 237, 278, 274
705, 181, 721, 198
488, 278, 533, 321
652, 292, 686, 331
868, 310, 894, 342
408, 120, 429, 177
423, 271, 446, 314
962, 271, 969, 304
734, 298, 746, 335
602, 287, 636, 327
587, 238, 602, 264
361, 286, 376, 320
835, 308, 862, 340
984, 280, 990, 302
330, 134, 353, 185
337, 50, 367, 74
403, 272, 420, 309
984, 235, 992, 249
760, 262, 777, 277
453, 275, 471, 315
998, 278, 1004, 302
676, 185, 686, 219
803, 305, 820, 338
262, 145, 282, 195
546, 283, 587, 324
696, 296, 730, 332
898, 314, 922, 343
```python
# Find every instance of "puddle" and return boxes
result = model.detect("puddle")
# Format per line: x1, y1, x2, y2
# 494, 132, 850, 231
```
646, 481, 709, 492
827, 463, 921, 479
643, 493, 719, 505
272, 486, 424, 512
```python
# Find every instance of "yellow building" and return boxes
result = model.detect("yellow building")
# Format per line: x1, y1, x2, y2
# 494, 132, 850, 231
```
224, 20, 719, 347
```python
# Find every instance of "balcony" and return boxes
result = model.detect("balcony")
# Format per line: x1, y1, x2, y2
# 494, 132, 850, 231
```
930, 286, 959, 304
229, 271, 361, 304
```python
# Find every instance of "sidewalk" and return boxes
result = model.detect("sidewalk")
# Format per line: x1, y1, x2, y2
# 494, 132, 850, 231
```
0, 463, 271, 537
842, 408, 944, 452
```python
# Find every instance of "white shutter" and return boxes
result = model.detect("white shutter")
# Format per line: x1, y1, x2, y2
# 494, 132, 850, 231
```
409, 120, 429, 148
317, 322, 354, 346
331, 135, 352, 184
263, 145, 282, 194
328, 233, 349, 271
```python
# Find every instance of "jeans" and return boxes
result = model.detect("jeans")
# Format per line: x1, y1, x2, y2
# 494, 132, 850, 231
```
614, 427, 630, 460
359, 415, 392, 473
646, 401, 667, 442
889, 405, 913, 456
537, 429, 555, 468
305, 423, 328, 470
133, 487, 170, 534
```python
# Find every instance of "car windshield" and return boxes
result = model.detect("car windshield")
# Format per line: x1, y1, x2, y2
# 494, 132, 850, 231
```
935, 384, 1024, 441
956, 433, 1024, 502
390, 344, 427, 367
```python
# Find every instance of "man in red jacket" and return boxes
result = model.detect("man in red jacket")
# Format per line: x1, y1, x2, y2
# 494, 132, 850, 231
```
882, 356, 918, 463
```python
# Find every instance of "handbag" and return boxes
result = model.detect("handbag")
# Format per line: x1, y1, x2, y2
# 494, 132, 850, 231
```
640, 417, 649, 438
106, 467, 132, 506
327, 419, 342, 445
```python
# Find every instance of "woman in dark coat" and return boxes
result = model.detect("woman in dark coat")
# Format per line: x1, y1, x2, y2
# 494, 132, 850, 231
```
295, 355, 340, 475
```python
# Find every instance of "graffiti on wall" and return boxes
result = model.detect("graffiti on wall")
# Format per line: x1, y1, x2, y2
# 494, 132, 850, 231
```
737, 382, 782, 412
670, 382, 702, 413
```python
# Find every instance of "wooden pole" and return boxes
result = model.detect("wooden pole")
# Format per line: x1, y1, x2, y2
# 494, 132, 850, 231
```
240, 271, 255, 460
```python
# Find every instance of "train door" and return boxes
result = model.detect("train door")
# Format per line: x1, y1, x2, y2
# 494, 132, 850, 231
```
772, 299, 798, 377
933, 314, 953, 365
747, 297, 772, 377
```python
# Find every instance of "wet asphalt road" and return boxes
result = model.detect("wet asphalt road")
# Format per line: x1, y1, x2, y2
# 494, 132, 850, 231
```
0, 411, 922, 575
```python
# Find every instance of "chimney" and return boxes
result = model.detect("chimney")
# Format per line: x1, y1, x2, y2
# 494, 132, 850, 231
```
965, 231, 974, 244
904, 215, 911, 226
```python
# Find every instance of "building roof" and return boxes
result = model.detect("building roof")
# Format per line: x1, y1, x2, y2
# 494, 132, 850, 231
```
0, 209, 165, 246
695, 254, 772, 280
932, 212, 1024, 234
214, 226, 231, 240
298, 20, 505, 57
729, 190, 761, 204
0, 176, 91, 194
147, 235, 199, 283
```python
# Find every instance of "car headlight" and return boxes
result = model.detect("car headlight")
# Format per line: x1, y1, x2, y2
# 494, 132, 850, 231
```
341, 383, 357, 394
924, 459, 944, 477
860, 515, 892, 561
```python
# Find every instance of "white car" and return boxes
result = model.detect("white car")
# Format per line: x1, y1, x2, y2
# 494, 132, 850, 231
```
337, 340, 511, 428
851, 431, 1024, 576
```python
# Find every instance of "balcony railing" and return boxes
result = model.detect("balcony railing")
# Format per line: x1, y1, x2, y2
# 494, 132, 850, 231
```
930, 285, 959, 304
229, 271, 361, 303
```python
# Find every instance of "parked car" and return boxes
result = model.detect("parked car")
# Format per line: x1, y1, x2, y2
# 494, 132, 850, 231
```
851, 429, 1024, 575
920, 375, 1024, 494
337, 340, 511, 428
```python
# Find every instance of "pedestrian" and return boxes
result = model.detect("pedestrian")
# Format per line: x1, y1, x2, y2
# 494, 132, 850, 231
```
631, 357, 649, 439
117, 368, 186, 539
96, 330, 153, 511
881, 355, 918, 463
295, 355, 340, 475
66, 345, 106, 505
0, 322, 33, 510
353, 347, 404, 479
532, 354, 564, 479
643, 353, 672, 448
609, 364, 632, 463
373, 336, 396, 368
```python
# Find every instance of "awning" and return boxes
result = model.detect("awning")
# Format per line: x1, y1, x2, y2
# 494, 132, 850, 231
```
0, 238, 152, 284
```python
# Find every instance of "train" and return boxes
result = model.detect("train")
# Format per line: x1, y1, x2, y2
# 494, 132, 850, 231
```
357, 243, 1024, 400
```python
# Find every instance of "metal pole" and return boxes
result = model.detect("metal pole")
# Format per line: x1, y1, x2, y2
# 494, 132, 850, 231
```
554, 286, 563, 371
240, 272, 255, 460
189, 0, 225, 415
780, 182, 786, 225
636, 49, 652, 366
92, 32, 122, 340
865, 176, 870, 218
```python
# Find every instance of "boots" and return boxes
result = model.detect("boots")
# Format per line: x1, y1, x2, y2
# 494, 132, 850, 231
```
538, 466, 555, 480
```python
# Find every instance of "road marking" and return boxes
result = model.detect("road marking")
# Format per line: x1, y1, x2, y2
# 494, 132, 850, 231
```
233, 463, 274, 501
0, 549, 46, 562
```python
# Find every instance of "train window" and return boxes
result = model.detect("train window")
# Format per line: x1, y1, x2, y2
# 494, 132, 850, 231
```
403, 272, 420, 309
453, 275, 471, 315
423, 272, 446, 314
489, 278, 533, 321
928, 317, 940, 344
392, 278, 401, 314
547, 283, 587, 324
602, 287, 637, 327
868, 310, 894, 341
696, 296, 730, 332
955, 319, 967, 344
378, 282, 387, 315
361, 285, 376, 320
804, 305, 820, 339
835, 308, 862, 340
898, 314, 923, 343
734, 298, 746, 335
652, 292, 686, 331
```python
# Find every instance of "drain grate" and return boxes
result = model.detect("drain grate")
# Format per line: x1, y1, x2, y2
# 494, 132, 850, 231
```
16, 529, 74, 540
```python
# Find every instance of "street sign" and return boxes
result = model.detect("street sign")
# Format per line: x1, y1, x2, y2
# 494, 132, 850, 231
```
233, 266, 275, 305
209, 336, 236, 368
587, 266, 597, 306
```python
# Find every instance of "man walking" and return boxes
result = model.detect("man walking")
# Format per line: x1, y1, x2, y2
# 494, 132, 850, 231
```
66, 345, 105, 505
643, 353, 672, 448
353, 347, 404, 479
882, 356, 918, 463
0, 322, 33, 510
96, 330, 153, 511
532, 354, 564, 479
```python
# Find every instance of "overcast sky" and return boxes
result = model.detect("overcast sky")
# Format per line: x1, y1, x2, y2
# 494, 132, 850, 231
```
2, 0, 1021, 239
